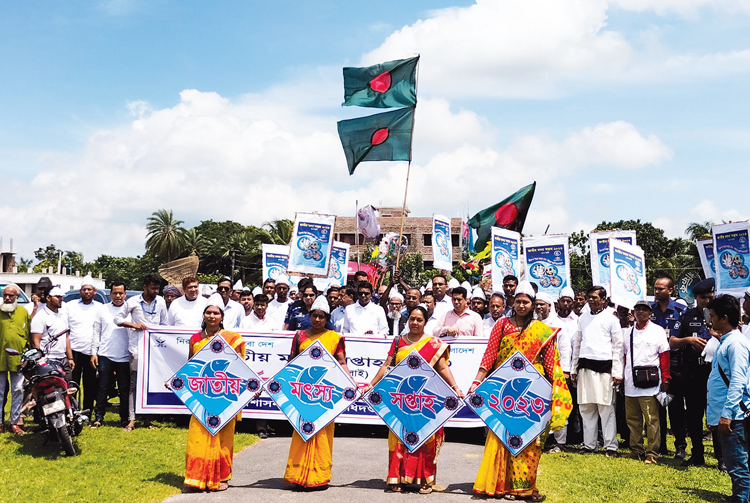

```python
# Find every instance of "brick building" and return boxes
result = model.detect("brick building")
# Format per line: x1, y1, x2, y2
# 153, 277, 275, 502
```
334, 207, 462, 268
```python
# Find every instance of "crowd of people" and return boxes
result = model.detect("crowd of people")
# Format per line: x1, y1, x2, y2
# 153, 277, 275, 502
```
1, 268, 750, 501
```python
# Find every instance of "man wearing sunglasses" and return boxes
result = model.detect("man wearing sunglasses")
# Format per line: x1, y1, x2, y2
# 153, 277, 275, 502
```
342, 281, 387, 336
208, 278, 244, 329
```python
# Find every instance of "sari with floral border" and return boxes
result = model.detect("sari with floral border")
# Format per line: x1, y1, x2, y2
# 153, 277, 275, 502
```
386, 334, 450, 486
473, 318, 572, 498
184, 330, 245, 490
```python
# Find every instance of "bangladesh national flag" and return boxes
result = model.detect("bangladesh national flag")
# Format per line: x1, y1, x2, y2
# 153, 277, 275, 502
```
337, 107, 414, 175
343, 56, 419, 109
468, 182, 536, 250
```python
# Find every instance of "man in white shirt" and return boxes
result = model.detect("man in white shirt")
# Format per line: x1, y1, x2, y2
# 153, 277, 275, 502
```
556, 285, 582, 444
209, 278, 244, 329
571, 285, 624, 456
483, 293, 505, 337
430, 275, 452, 321
240, 295, 276, 331
267, 277, 293, 329
114, 274, 168, 432
536, 292, 571, 450
30, 287, 74, 378
262, 278, 276, 300
91, 282, 132, 428
342, 281, 387, 336
331, 285, 355, 333
623, 300, 671, 464
167, 277, 207, 328
65, 275, 101, 417
433, 287, 483, 337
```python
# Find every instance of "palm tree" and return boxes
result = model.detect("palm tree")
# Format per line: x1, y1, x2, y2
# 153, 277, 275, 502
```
685, 221, 713, 241
182, 228, 206, 257
145, 209, 187, 263
258, 219, 293, 245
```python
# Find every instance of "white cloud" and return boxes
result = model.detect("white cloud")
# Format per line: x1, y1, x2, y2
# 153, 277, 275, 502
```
612, 0, 750, 16
360, 0, 750, 98
690, 200, 748, 223
1, 89, 671, 260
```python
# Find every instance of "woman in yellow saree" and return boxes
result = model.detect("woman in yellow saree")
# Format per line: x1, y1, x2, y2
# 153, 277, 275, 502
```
469, 281, 572, 502
363, 305, 464, 494
284, 296, 352, 489
184, 302, 246, 492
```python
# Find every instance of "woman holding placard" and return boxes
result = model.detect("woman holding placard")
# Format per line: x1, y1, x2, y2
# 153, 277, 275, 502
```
184, 301, 245, 492
363, 305, 464, 494
284, 296, 352, 489
468, 281, 571, 502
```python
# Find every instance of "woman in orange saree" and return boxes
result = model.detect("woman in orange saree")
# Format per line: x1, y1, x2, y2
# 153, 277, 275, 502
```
183, 303, 246, 492
283, 296, 352, 489
469, 281, 572, 502
363, 306, 465, 494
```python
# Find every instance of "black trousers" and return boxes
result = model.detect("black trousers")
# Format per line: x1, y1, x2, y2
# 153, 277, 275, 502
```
682, 364, 712, 459
72, 350, 99, 415
94, 356, 130, 425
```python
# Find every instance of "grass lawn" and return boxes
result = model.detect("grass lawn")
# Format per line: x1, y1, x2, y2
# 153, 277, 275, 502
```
536, 437, 731, 502
0, 406, 259, 503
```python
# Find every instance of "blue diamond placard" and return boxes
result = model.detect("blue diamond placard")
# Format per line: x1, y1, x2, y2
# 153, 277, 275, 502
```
364, 350, 464, 452
167, 334, 262, 435
264, 340, 358, 441
466, 350, 552, 456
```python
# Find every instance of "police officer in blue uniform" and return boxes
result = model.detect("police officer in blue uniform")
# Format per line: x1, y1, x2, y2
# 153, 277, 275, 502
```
670, 278, 724, 469
650, 277, 686, 457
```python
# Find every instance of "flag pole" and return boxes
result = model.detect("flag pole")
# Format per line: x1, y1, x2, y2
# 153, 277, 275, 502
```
394, 55, 419, 269
355, 199, 361, 268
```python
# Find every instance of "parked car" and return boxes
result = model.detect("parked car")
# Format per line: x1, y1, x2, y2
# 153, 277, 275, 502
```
63, 289, 141, 304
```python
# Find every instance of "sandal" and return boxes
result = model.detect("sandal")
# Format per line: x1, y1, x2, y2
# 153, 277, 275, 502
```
388, 484, 402, 492
419, 485, 432, 494
525, 493, 546, 502
504, 495, 518, 501
90, 421, 102, 429
122, 425, 134, 432
215, 482, 229, 491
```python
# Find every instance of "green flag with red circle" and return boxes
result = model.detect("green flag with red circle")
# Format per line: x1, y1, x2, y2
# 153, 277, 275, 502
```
342, 56, 418, 109
337, 107, 414, 175
468, 182, 537, 251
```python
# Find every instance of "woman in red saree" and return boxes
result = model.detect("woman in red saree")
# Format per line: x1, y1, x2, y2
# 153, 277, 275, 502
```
468, 281, 571, 502
363, 305, 464, 494
183, 303, 245, 492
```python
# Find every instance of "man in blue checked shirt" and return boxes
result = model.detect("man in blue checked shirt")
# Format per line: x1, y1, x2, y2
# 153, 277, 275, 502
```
706, 294, 750, 503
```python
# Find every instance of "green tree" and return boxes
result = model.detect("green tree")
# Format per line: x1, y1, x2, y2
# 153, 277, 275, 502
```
685, 221, 713, 241
145, 209, 187, 263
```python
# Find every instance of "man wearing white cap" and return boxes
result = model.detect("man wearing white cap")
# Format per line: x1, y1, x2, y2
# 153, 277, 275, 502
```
571, 285, 624, 457
168, 277, 207, 328
434, 286, 483, 337
471, 287, 488, 318
536, 292, 571, 451
208, 278, 244, 329
65, 275, 101, 419
386, 290, 407, 336
483, 292, 505, 337
556, 285, 582, 444
0, 284, 30, 434
31, 287, 74, 379
267, 276, 293, 329
231, 279, 244, 302
114, 274, 167, 432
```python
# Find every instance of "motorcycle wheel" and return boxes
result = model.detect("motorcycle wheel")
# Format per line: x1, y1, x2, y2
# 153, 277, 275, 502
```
58, 426, 76, 456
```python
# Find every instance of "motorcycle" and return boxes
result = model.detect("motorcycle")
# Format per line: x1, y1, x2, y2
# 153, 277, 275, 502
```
5, 347, 89, 455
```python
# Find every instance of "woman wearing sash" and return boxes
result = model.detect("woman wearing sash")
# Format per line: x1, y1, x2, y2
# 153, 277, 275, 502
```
469, 281, 572, 502
363, 305, 464, 494
184, 301, 246, 492
284, 296, 352, 489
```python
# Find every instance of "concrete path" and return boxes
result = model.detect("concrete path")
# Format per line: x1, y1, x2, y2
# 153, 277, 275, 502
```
165, 427, 486, 502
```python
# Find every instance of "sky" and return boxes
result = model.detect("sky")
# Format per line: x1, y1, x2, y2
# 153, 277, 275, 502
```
2, 0, 750, 262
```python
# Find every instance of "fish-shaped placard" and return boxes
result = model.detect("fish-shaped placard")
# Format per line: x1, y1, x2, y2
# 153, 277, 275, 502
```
364, 350, 463, 452
466, 351, 552, 456
167, 334, 262, 435
264, 340, 358, 441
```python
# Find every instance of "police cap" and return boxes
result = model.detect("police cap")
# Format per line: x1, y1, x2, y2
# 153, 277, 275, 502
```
693, 278, 715, 296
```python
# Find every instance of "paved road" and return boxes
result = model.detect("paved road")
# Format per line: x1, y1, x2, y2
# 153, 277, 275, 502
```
164, 427, 486, 502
